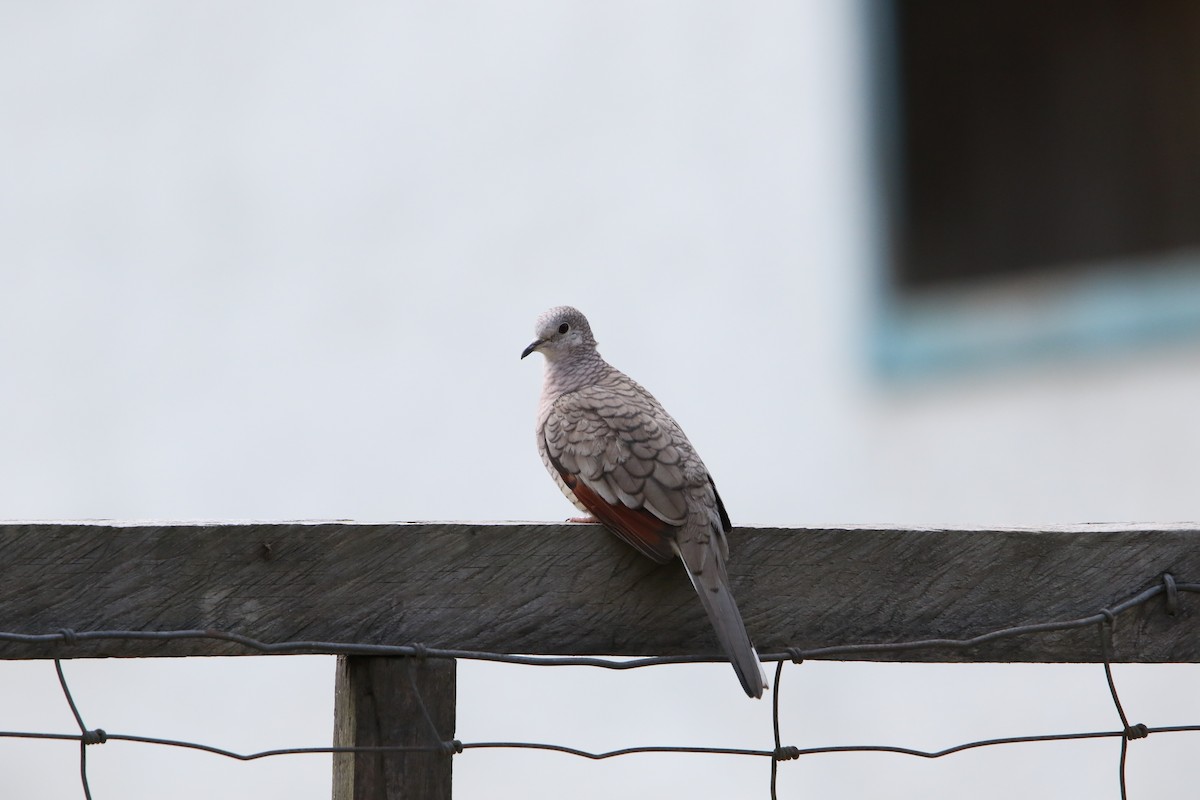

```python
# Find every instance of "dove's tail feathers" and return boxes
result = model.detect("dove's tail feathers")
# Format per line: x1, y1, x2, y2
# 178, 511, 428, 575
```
676, 545, 767, 699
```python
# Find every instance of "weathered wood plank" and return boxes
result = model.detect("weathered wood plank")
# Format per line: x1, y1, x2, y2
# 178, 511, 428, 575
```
0, 522, 1196, 662
332, 656, 456, 800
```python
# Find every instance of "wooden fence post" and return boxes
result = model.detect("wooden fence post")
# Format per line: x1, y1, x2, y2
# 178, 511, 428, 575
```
332, 655, 457, 800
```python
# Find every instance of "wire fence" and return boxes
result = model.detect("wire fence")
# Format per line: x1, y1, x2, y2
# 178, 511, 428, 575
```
0, 572, 1195, 799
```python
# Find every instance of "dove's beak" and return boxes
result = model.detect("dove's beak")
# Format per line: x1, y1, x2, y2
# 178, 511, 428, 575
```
520, 339, 544, 360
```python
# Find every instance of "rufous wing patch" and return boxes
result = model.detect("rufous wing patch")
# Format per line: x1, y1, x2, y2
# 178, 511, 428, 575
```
557, 469, 676, 564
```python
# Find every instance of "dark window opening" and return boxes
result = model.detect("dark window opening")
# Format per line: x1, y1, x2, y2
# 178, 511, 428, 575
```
893, 1, 1200, 291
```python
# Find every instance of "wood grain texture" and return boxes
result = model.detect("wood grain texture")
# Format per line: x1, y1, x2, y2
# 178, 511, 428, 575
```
0, 521, 1196, 662
333, 656, 455, 800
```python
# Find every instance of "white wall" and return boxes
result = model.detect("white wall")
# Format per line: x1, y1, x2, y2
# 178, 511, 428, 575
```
2, 2, 1197, 798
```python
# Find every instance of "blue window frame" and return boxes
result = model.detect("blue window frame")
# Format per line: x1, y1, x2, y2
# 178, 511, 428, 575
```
868, 1, 1200, 377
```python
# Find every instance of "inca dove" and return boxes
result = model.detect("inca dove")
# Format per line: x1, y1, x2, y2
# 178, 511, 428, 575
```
522, 306, 767, 698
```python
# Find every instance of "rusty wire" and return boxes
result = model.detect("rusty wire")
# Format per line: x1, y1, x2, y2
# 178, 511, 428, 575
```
0, 573, 1194, 798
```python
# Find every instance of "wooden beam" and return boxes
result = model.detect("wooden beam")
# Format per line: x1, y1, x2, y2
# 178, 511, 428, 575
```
0, 522, 1196, 662
333, 656, 456, 800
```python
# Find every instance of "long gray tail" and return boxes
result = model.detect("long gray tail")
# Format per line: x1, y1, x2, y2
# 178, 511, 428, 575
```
676, 539, 767, 698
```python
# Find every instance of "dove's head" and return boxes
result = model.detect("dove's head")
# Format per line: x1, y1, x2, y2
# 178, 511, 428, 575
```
521, 306, 597, 362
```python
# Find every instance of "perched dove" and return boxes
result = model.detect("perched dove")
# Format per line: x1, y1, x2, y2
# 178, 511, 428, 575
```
522, 306, 767, 698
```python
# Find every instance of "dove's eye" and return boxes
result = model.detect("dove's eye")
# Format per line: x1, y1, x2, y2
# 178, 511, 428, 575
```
558, 323, 570, 334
